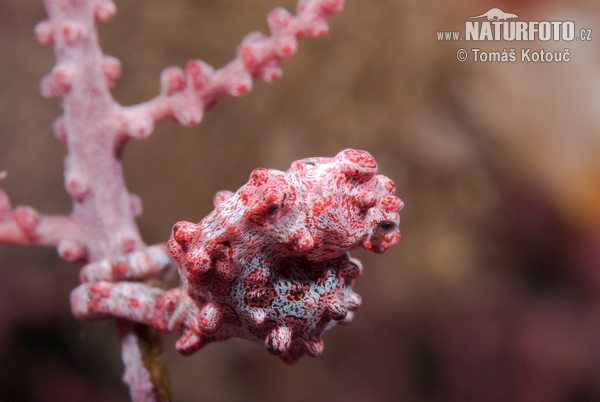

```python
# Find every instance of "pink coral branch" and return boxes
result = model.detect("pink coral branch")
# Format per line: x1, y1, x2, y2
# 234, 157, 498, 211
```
33, 1, 168, 399
117, 320, 170, 402
0, 189, 82, 252
118, 322, 158, 402
79, 243, 172, 283
124, 0, 346, 132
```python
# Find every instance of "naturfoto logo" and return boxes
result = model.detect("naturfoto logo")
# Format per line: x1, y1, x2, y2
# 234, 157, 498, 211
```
439, 8, 594, 63
437, 7, 592, 43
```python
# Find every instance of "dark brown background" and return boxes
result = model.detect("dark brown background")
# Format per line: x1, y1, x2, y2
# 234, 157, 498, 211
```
1, 0, 600, 401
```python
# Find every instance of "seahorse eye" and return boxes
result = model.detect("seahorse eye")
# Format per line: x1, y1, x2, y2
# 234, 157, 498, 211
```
378, 220, 396, 231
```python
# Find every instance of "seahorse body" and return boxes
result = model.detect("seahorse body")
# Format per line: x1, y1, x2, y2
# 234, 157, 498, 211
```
167, 149, 403, 362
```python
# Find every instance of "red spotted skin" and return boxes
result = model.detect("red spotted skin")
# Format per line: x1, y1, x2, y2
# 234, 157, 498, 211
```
167, 149, 402, 362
